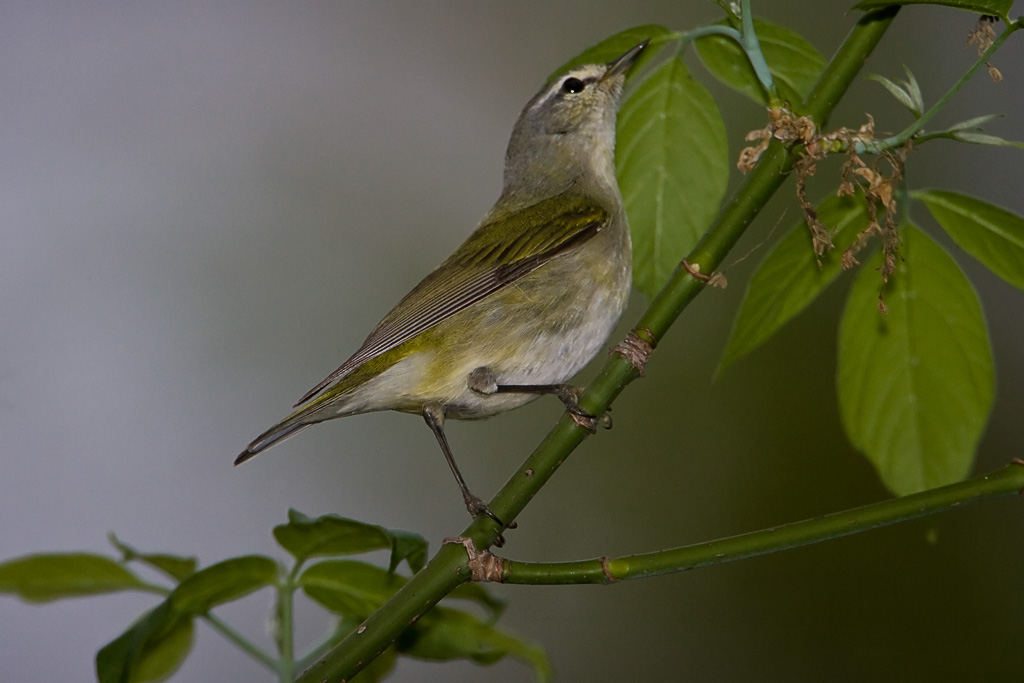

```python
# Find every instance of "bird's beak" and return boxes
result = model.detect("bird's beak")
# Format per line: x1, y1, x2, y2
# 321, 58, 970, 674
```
604, 39, 649, 81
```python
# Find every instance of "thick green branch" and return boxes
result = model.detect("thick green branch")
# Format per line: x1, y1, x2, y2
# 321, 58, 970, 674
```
294, 8, 899, 683
498, 463, 1024, 584
275, 578, 296, 681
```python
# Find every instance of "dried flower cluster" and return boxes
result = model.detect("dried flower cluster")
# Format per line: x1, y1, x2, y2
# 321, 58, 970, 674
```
967, 15, 1003, 82
740, 107, 908, 312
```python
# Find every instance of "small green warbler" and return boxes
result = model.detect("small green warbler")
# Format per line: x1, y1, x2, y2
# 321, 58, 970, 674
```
238, 40, 647, 527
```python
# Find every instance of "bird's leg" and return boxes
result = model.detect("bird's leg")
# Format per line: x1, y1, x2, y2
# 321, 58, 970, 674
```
467, 366, 609, 432
422, 403, 506, 545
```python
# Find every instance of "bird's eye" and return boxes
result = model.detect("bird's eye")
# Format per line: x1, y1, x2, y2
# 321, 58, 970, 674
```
561, 77, 586, 94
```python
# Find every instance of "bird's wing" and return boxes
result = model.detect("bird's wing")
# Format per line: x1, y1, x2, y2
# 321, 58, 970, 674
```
294, 194, 610, 406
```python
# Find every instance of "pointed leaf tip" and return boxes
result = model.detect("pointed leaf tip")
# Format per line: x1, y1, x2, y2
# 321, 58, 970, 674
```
0, 553, 146, 602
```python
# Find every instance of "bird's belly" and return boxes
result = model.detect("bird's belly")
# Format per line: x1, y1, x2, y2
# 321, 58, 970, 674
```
444, 311, 618, 418
439, 256, 629, 419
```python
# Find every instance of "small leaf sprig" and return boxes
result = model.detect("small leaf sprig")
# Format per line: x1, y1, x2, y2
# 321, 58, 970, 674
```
0, 511, 540, 683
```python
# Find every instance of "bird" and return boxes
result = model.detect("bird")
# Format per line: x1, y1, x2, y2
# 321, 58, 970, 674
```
237, 40, 647, 528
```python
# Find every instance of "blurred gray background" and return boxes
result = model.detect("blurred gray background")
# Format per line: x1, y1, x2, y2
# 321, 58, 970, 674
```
3, 1, 1023, 681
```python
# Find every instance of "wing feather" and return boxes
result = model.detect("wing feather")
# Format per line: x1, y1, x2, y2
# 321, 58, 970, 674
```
294, 194, 610, 406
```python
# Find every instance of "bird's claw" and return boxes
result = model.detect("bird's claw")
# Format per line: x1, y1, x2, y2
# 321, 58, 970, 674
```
464, 494, 509, 547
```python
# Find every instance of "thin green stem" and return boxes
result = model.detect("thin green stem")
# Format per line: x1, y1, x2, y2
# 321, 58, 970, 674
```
678, 1, 778, 103
498, 463, 1024, 584
738, 0, 779, 104
862, 18, 1021, 153
681, 24, 742, 44
202, 611, 279, 670
275, 560, 307, 681
294, 9, 899, 683
276, 582, 295, 681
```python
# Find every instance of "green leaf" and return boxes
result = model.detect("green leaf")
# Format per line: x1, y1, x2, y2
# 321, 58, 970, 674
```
299, 560, 404, 618
950, 130, 1024, 149
708, 0, 739, 15
397, 606, 551, 681
274, 509, 393, 563
867, 66, 924, 117
448, 581, 507, 619
617, 55, 729, 297
274, 510, 427, 574
719, 193, 871, 373
838, 225, 994, 495
549, 25, 676, 82
299, 559, 506, 623
867, 73, 918, 113
386, 529, 428, 574
0, 553, 147, 602
694, 19, 826, 105
108, 534, 197, 582
901, 65, 924, 114
917, 190, 1024, 290
96, 600, 194, 683
170, 555, 277, 613
933, 113, 1003, 134
852, 0, 1013, 21
921, 113, 1024, 148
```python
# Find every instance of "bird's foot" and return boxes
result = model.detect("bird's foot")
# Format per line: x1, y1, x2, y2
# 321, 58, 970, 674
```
463, 493, 514, 547
552, 384, 613, 432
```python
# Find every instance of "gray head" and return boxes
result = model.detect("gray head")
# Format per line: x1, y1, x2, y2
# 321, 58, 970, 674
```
500, 41, 647, 208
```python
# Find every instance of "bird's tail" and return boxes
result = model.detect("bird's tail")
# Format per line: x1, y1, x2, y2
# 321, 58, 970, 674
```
237, 375, 367, 466
234, 406, 321, 466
